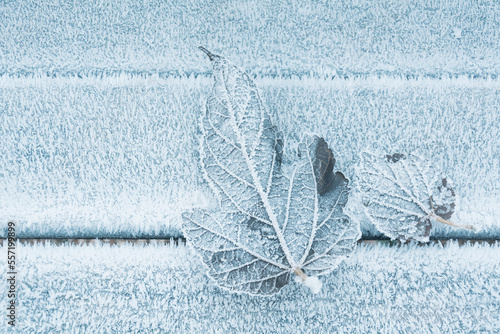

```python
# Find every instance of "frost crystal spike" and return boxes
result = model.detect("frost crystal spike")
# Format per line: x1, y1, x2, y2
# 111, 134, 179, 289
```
182, 47, 359, 295
356, 152, 474, 242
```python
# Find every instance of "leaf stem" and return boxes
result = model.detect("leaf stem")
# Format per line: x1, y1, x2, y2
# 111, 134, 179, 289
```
198, 46, 218, 61
431, 214, 476, 231
294, 267, 308, 281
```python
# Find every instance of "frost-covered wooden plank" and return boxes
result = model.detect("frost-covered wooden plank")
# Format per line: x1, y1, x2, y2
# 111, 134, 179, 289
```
0, 77, 498, 239
4, 242, 498, 333
1, 0, 499, 78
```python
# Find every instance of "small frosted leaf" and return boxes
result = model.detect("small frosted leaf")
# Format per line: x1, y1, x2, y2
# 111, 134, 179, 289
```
356, 152, 457, 242
182, 49, 359, 295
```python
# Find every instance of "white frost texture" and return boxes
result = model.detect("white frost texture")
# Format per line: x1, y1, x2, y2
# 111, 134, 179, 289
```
182, 49, 359, 295
0, 0, 499, 240
2, 241, 498, 333
1, 0, 499, 78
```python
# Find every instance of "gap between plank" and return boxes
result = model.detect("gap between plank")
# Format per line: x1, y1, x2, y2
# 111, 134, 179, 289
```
0, 238, 498, 247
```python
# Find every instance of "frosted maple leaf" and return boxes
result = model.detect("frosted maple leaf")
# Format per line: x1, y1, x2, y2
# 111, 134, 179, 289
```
181, 47, 360, 295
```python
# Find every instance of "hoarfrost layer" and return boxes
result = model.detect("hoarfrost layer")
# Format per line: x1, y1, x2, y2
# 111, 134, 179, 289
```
0, 77, 498, 238
1, 242, 497, 332
0, 0, 499, 78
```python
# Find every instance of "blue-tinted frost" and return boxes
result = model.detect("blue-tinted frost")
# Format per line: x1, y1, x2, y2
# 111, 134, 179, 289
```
1, 76, 498, 239
6, 241, 500, 332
